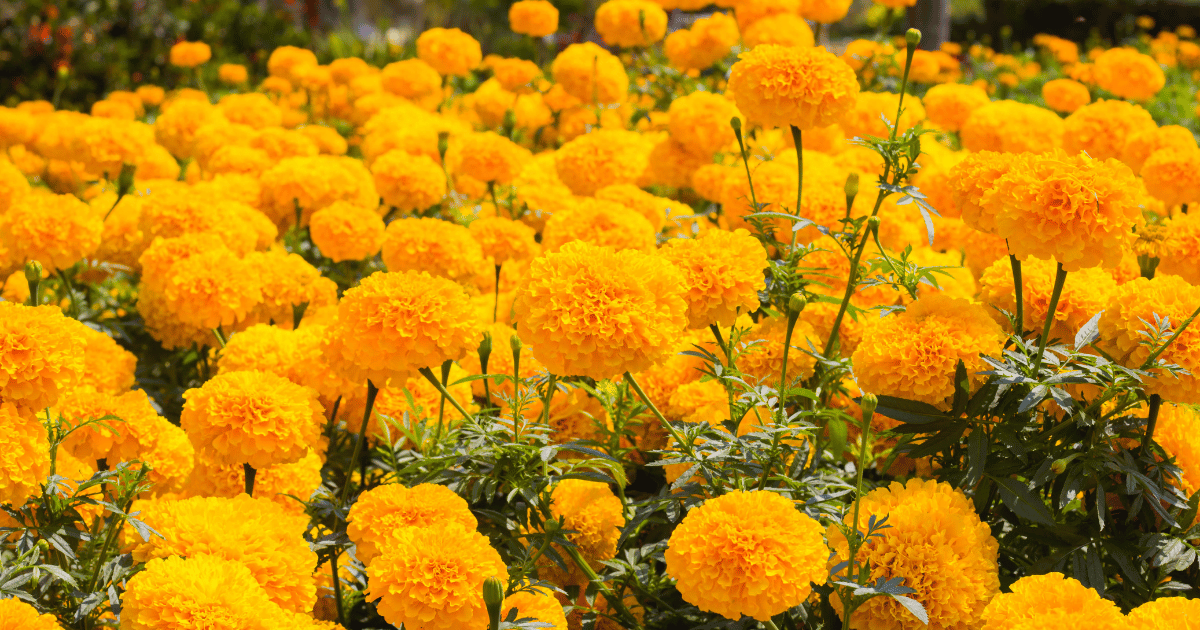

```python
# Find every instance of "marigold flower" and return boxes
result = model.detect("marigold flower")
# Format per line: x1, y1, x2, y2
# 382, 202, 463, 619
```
509, 0, 559, 36
268, 46, 319, 83
979, 256, 1117, 341
127, 494, 318, 610
416, 27, 482, 77
490, 57, 541, 93
380, 59, 444, 108
661, 229, 767, 329
1141, 147, 1200, 208
75, 324, 137, 394
979, 573, 1124, 630
0, 597, 63, 629
667, 92, 741, 157
664, 12, 739, 70
555, 130, 650, 196
666, 490, 827, 621
960, 100, 1064, 153
153, 99, 224, 160
515, 241, 686, 379
0, 193, 102, 271
595, 0, 667, 47
0, 402, 51, 508
1153, 403, 1200, 500
91, 99, 137, 120
504, 590, 568, 630
1128, 593, 1200, 630
991, 150, 1142, 271
244, 249, 338, 329
135, 85, 165, 106
367, 524, 506, 630
1094, 47, 1166, 101
1063, 99, 1157, 162
0, 302, 87, 413
382, 217, 485, 284
541, 198, 657, 253
219, 63, 249, 84
551, 43, 629, 105
840, 90, 926, 139
1121, 124, 1197, 174
348, 483, 477, 564
743, 13, 815, 49
727, 44, 860, 130
1042, 78, 1091, 113
218, 92, 284, 129
448, 131, 532, 185
371, 150, 447, 212
533, 479, 625, 587
153, 248, 264, 332
718, 159, 799, 234
182, 370, 324, 469
828, 479, 999, 630
259, 155, 379, 229
852, 294, 1005, 409
298, 125, 348, 156
322, 270, 479, 385
469, 216, 541, 266
184, 449, 322, 515
309, 201, 385, 262
1099, 274, 1200, 404
1158, 212, 1200, 284
169, 41, 212, 68
922, 83, 991, 132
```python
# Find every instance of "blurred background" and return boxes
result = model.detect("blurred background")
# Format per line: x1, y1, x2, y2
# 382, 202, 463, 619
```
4, 0, 1200, 109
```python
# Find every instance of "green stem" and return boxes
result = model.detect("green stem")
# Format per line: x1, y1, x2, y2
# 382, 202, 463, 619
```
56, 268, 76, 318
625, 371, 692, 459
493, 264, 502, 323
539, 373, 558, 427
764, 620, 782, 630
731, 120, 760, 215
1031, 263, 1068, 374
436, 359, 452, 437
561, 544, 642, 629
1140, 304, 1200, 369
243, 463, 256, 496
709, 323, 731, 365
418, 366, 473, 420
790, 125, 804, 249
212, 326, 228, 348
338, 380, 379, 507
1009, 252, 1024, 337
842, 404, 876, 627
331, 555, 346, 626
822, 198, 884, 358
1140, 394, 1162, 459
778, 307, 801, 423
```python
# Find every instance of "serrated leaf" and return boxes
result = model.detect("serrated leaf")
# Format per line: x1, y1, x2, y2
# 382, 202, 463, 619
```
1018, 385, 1048, 413
872, 395, 953, 425
992, 476, 1055, 526
827, 417, 848, 461
965, 429, 987, 489
891, 595, 929, 625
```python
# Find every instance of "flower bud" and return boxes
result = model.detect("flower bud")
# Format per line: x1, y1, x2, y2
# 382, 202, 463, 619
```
1051, 459, 1068, 475
479, 331, 494, 370
730, 116, 743, 133
483, 576, 505, 630
906, 28, 922, 48
844, 172, 859, 200
510, 333, 522, 358
788, 293, 807, 315
867, 216, 881, 233
860, 393, 878, 420
24, 260, 43, 286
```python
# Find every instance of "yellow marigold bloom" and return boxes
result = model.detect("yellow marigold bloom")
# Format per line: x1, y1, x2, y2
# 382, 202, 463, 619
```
828, 479, 999, 630
76, 324, 137, 394
91, 99, 137, 120
73, 117, 155, 177
840, 90, 925, 139
853, 294, 1005, 409
946, 150, 1017, 235
1094, 47, 1166, 101
183, 449, 322, 515
664, 12, 739, 70
1159, 212, 1200, 283
1063, 99, 1156, 162
509, 0, 559, 36
1121, 125, 1197, 174
1042, 78, 1091, 114
348, 483, 477, 564
322, 270, 479, 385
667, 92, 741, 157
594, 183, 681, 232
718, 159, 798, 234
0, 193, 102, 271
380, 59, 443, 109
382, 217, 485, 284
727, 44, 860, 130
1100, 275, 1200, 404
447, 131, 532, 185
309, 201, 385, 262
153, 99, 223, 160
153, 248, 264, 332
0, 303, 87, 413
503, 590, 568, 630
551, 43, 629, 105
991, 151, 1142, 271
0, 159, 29, 212
960, 100, 1064, 153
416, 27, 482, 77
469, 216, 540, 266
541, 198, 657, 253
666, 490, 828, 622
182, 370, 324, 469
298, 124, 348, 156
980, 573, 1124, 630
645, 137, 711, 190
555, 129, 650, 196
1142, 147, 1200, 208
371, 150, 447, 212
595, 0, 668, 47
922, 83, 991, 132
980, 256, 1116, 341
533, 479, 625, 587
661, 229, 767, 329
1129, 597, 1200, 630
135, 85, 165, 106
267, 45, 319, 82
0, 596, 63, 629
244, 250, 337, 329
801, 0, 852, 22
368, 524, 506, 630
1153, 404, 1200, 501
218, 63, 249, 84
738, 315, 820, 384
743, 13, 815, 50
169, 40, 212, 68
514, 241, 685, 379
0, 402, 51, 508
218, 92, 283, 129
259, 155, 378, 229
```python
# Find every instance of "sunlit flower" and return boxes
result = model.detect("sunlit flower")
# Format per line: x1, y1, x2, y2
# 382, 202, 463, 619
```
727, 44, 860, 130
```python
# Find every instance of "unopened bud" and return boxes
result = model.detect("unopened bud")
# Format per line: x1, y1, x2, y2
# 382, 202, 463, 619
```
1051, 458, 1069, 475
860, 393, 878, 419
483, 576, 505, 630
729, 117, 742, 133
57, 65, 70, 79
906, 28, 922, 48
510, 333, 522, 357
867, 216, 881, 233
788, 293, 807, 315
36, 539, 50, 553
478, 331, 493, 372
24, 260, 43, 285
844, 173, 859, 200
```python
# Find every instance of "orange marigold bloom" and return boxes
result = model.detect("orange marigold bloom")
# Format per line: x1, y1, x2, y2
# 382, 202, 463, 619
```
533, 479, 626, 587
666, 490, 828, 622
594, 184, 682, 232
1153, 403, 1200, 499
979, 573, 1124, 630
372, 149, 447, 212
509, 0, 559, 36
1099, 274, 1200, 404
447, 131, 532, 185
554, 130, 650, 196
121, 554, 291, 630
960, 100, 1064, 153
1042, 78, 1091, 113
0, 402, 51, 508
990, 150, 1142, 271
153, 248, 264, 332
183, 449, 322, 515
922, 83, 991, 132
661, 229, 767, 328
153, 99, 223, 160
1120, 124, 1197, 174
0, 193, 102, 271
1094, 47, 1166, 101
1158, 212, 1200, 284
503, 590, 568, 630
267, 46, 319, 83
727, 44, 860, 130
181, 370, 324, 469
743, 13, 815, 50
663, 12, 739, 71
321, 270, 479, 385
259, 155, 379, 229
416, 27, 482, 77
367, 524, 506, 630
829, 479, 999, 630
840, 90, 926, 140
1128, 597, 1200, 630
1062, 99, 1156, 162
0, 302, 87, 413
551, 43, 629, 105
852, 294, 1005, 409
803, 0, 853, 22
75, 324, 138, 394
737, 315, 821, 384
218, 92, 283, 129
169, 41, 211, 68
946, 150, 1018, 235
309, 201, 385, 262
667, 92, 742, 157
0, 597, 63, 629
468, 216, 541, 266
218, 63, 249, 84
244, 249, 338, 329
979, 256, 1117, 341
1141, 147, 1200, 208
595, 0, 668, 47
514, 241, 686, 379
382, 217, 485, 284
347, 483, 477, 564
541, 198, 657, 253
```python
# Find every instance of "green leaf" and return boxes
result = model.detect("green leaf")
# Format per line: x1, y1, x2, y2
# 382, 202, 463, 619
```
991, 476, 1055, 526
827, 417, 848, 462
873, 395, 953, 425
964, 429, 987, 489
951, 360, 970, 416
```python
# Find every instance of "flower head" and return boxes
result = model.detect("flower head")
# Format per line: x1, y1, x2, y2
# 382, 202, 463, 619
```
514, 241, 686, 379
666, 490, 828, 621
828, 479, 1000, 630
979, 256, 1117, 341
922, 83, 991, 132
1128, 595, 1200, 630
1120, 124, 1197, 174
259, 155, 378, 229
0, 302, 87, 413
667, 92, 741, 157
244, 249, 337, 329
533, 480, 626, 587
1099, 275, 1200, 404
743, 13, 815, 49
727, 44, 860, 130
447, 131, 532, 185
348, 483, 477, 564
309, 201, 385, 262
416, 28, 482, 77
1042, 78, 1091, 113
661, 229, 767, 329
960, 100, 1064, 153
0, 402, 51, 508
372, 149, 447, 212
1141, 147, 1200, 208
122, 554, 291, 630
184, 449, 323, 515
840, 91, 925, 140
1063, 99, 1156, 162
0, 597, 63, 629
469, 216, 541, 266
1094, 47, 1166, 101
219, 63, 249, 84
509, 0, 559, 36
503, 590, 568, 630
979, 573, 1124, 630
595, 0, 667, 47
551, 43, 629, 105
0, 193, 102, 271
382, 217, 485, 284
169, 41, 211, 68
554, 130, 650, 196
541, 198, 657, 253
